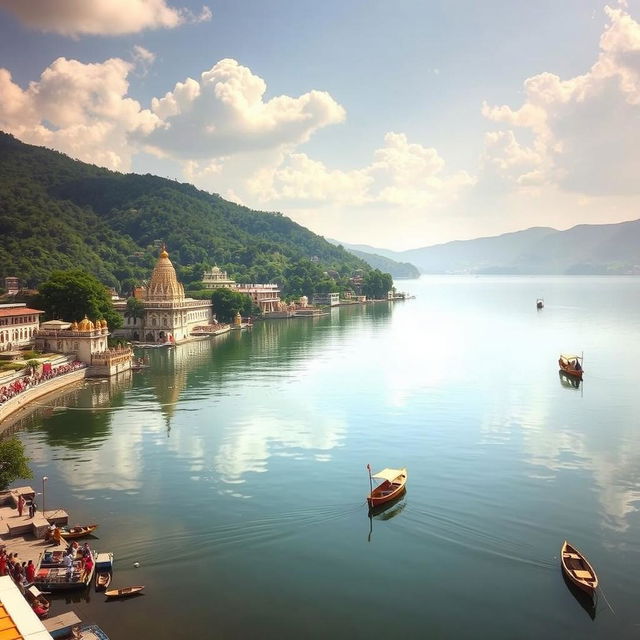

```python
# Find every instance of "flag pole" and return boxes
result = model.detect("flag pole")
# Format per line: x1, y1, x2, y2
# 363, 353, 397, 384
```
367, 464, 373, 503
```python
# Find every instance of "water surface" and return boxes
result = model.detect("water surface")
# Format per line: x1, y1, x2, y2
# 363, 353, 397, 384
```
11, 276, 640, 639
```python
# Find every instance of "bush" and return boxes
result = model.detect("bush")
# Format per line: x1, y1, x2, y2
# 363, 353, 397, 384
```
0, 363, 24, 372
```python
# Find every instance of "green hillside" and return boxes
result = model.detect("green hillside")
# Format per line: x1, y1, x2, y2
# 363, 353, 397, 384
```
0, 133, 370, 295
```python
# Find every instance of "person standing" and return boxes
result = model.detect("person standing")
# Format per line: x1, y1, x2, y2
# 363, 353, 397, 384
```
17, 494, 25, 517
25, 559, 35, 583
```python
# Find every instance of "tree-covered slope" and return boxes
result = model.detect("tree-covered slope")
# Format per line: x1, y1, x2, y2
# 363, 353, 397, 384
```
0, 132, 370, 293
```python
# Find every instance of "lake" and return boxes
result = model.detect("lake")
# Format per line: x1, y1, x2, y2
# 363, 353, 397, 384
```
10, 276, 640, 639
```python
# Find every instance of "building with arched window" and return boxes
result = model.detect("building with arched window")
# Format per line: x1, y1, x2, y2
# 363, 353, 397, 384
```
0, 304, 44, 352
114, 248, 213, 343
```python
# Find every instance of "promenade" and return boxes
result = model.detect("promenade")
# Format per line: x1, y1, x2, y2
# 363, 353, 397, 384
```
0, 364, 87, 431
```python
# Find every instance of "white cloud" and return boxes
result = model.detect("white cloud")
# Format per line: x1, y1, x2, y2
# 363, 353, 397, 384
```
0, 0, 211, 37
245, 132, 475, 209
482, 5, 640, 196
148, 58, 346, 158
0, 57, 160, 171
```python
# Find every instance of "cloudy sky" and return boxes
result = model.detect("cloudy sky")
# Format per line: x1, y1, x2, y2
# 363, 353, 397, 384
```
1, 0, 639, 249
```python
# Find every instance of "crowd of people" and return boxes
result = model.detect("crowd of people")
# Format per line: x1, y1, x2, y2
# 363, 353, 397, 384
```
0, 360, 86, 405
0, 548, 36, 589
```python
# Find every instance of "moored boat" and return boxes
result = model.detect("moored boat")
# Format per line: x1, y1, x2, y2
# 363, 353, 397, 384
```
366, 466, 407, 507
34, 560, 95, 591
105, 585, 145, 599
75, 624, 111, 640
561, 540, 598, 596
26, 585, 50, 618
558, 354, 583, 380
59, 524, 98, 539
537, 298, 544, 309
95, 552, 114, 591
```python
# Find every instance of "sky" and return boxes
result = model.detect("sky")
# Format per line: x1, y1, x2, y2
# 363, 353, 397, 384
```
1, 0, 640, 250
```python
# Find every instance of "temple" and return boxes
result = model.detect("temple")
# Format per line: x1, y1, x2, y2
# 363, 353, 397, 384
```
114, 248, 213, 343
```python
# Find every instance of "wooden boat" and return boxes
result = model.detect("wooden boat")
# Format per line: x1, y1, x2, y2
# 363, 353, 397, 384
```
75, 624, 111, 640
94, 552, 113, 591
536, 298, 544, 309
43, 611, 83, 639
59, 524, 98, 539
105, 585, 145, 599
366, 466, 407, 507
40, 550, 67, 567
561, 540, 598, 595
558, 354, 583, 380
27, 585, 50, 619
34, 560, 95, 591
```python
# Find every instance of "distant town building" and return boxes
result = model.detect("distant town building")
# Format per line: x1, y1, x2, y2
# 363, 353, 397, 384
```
0, 304, 44, 352
312, 293, 340, 307
114, 248, 213, 343
235, 283, 281, 314
3, 277, 19, 295
202, 266, 236, 289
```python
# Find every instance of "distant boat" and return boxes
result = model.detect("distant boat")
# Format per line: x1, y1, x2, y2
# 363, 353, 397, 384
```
95, 552, 114, 591
561, 540, 598, 596
105, 585, 145, 599
536, 298, 544, 309
558, 354, 583, 380
366, 466, 407, 507
59, 524, 98, 539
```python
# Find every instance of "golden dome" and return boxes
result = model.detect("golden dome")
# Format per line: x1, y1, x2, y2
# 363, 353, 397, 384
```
78, 315, 94, 331
145, 247, 185, 302
101, 319, 108, 329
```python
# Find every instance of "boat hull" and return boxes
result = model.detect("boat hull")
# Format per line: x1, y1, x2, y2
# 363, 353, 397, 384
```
105, 585, 144, 599
367, 470, 407, 507
60, 524, 98, 539
560, 541, 598, 596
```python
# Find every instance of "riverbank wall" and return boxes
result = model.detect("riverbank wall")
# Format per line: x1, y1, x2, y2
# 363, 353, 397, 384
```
0, 368, 87, 432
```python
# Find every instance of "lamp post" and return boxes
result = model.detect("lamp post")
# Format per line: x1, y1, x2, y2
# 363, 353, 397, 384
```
42, 476, 48, 516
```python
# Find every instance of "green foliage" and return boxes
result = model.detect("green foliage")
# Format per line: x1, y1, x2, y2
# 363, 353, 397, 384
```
20, 350, 41, 359
211, 288, 260, 323
363, 269, 394, 299
0, 437, 32, 491
0, 363, 24, 372
0, 133, 387, 297
25, 359, 40, 372
124, 297, 145, 322
36, 269, 122, 328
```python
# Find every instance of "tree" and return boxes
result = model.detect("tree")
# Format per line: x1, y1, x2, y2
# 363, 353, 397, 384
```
362, 269, 393, 299
124, 297, 145, 324
0, 438, 32, 491
211, 288, 259, 323
36, 270, 122, 329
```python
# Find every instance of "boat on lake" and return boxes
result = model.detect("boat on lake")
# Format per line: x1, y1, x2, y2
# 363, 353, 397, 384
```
561, 540, 598, 596
75, 624, 111, 640
95, 552, 113, 591
366, 466, 407, 507
537, 298, 544, 309
105, 585, 144, 599
60, 524, 98, 539
558, 354, 583, 380
34, 559, 95, 591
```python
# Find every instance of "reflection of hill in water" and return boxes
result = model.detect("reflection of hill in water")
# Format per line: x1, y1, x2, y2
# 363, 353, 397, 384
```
19, 371, 133, 449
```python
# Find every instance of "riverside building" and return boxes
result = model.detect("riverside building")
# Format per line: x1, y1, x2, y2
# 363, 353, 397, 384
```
115, 248, 213, 343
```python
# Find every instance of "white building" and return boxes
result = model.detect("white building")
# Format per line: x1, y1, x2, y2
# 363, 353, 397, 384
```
202, 266, 236, 289
235, 283, 281, 314
115, 248, 213, 343
0, 304, 44, 352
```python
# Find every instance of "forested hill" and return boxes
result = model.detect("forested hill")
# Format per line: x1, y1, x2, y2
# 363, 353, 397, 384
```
0, 132, 370, 294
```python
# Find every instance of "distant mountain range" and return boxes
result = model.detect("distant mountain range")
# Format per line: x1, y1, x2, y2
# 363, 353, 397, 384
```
338, 221, 640, 275
327, 240, 420, 278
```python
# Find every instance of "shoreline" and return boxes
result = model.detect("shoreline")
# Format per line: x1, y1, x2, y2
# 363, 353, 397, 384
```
0, 369, 87, 435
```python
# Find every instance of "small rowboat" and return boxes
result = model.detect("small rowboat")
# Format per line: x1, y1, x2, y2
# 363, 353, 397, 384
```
561, 541, 598, 595
59, 524, 98, 539
95, 570, 112, 591
366, 466, 407, 507
558, 354, 583, 380
105, 585, 145, 599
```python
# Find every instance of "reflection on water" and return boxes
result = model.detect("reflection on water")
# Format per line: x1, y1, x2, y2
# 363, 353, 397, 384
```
8, 278, 640, 639
562, 571, 597, 621
559, 370, 581, 390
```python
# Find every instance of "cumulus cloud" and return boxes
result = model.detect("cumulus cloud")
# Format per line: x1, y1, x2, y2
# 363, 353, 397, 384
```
0, 0, 211, 37
148, 59, 346, 157
246, 132, 475, 209
0, 57, 160, 171
482, 4, 640, 196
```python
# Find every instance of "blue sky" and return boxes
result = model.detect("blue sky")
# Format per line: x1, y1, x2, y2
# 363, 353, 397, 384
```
1, 0, 639, 249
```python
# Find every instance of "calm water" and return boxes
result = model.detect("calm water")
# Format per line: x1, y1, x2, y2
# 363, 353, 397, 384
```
9, 276, 640, 639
